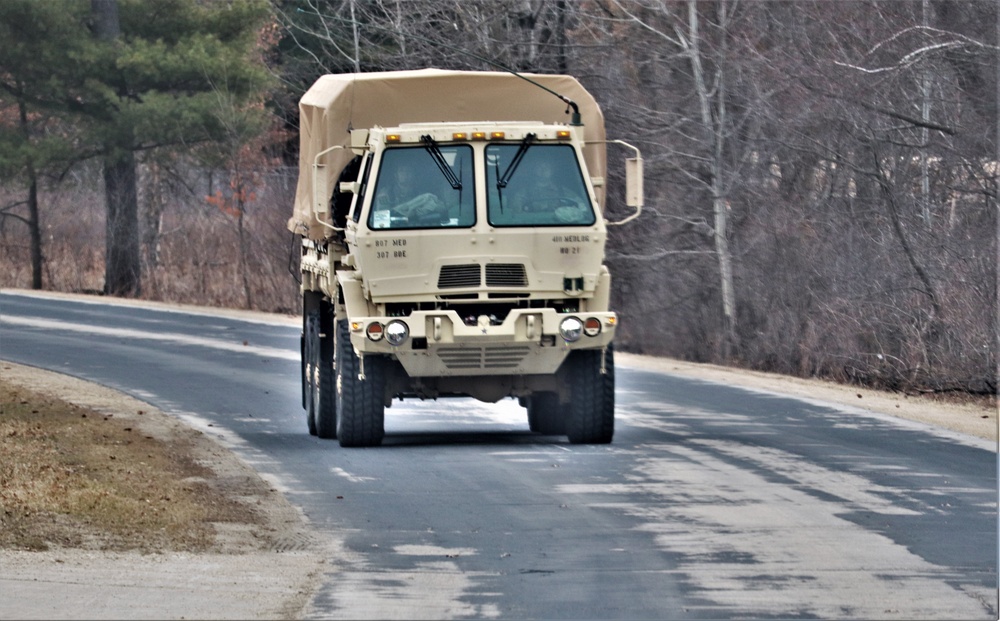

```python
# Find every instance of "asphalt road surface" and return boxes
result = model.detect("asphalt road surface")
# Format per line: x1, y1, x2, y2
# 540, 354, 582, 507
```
1, 290, 996, 619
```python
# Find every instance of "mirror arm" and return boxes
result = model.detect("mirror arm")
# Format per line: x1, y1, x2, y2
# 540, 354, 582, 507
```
313, 145, 347, 232
588, 139, 644, 226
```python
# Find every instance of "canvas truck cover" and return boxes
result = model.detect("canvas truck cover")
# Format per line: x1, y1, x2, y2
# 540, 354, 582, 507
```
289, 68, 607, 240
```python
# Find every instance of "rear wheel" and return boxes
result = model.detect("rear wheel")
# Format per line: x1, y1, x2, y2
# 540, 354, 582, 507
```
335, 318, 386, 447
527, 392, 567, 435
565, 346, 615, 444
303, 292, 336, 438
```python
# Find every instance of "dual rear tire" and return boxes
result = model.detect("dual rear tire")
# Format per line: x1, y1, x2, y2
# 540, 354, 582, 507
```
302, 294, 386, 447
303, 292, 336, 438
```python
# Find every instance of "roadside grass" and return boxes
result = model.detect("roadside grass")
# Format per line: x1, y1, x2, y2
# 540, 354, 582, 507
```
0, 380, 253, 553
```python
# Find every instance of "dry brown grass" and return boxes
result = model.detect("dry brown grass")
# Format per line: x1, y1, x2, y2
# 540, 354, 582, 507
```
0, 167, 301, 313
0, 380, 257, 553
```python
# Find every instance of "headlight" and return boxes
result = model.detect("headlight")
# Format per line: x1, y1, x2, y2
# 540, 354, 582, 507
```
366, 322, 384, 342
583, 317, 602, 337
559, 316, 583, 342
385, 320, 409, 346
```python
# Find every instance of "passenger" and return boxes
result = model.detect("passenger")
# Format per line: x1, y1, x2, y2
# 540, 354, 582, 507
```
511, 158, 590, 224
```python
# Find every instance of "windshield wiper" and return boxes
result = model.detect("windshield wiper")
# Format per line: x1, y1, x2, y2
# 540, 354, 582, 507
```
496, 133, 536, 189
420, 135, 462, 190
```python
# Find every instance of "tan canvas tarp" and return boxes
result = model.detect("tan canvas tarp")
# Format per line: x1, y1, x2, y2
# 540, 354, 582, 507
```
289, 68, 607, 239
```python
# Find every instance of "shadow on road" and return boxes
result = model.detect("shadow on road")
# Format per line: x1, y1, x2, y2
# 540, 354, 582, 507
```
379, 430, 567, 448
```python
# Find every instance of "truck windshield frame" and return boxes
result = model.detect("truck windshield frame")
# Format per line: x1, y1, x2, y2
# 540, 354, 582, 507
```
368, 145, 475, 230
486, 144, 595, 227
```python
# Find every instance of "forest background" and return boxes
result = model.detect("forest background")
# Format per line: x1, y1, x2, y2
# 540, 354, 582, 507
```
1, 0, 996, 398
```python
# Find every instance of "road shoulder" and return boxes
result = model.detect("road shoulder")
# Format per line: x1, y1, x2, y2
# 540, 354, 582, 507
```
617, 353, 997, 446
0, 362, 328, 620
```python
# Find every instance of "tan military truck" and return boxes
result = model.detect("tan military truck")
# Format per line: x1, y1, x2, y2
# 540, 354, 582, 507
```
289, 69, 642, 447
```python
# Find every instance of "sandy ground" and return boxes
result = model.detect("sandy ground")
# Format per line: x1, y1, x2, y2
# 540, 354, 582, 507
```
0, 292, 995, 619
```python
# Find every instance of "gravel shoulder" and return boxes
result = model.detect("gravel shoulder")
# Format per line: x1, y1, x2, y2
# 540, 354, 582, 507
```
1, 291, 995, 619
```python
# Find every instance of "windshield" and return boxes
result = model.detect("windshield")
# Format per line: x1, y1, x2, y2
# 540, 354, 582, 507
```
368, 145, 475, 230
487, 144, 595, 227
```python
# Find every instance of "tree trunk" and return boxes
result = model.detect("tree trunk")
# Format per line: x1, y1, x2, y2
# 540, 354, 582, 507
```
103, 151, 142, 296
27, 175, 42, 290
17, 93, 43, 289
238, 200, 253, 310
556, 0, 568, 74
348, 0, 361, 72
92, 0, 141, 297
687, 0, 739, 360
141, 161, 163, 271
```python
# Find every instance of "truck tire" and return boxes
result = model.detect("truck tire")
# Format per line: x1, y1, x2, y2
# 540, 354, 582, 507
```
565, 346, 615, 444
303, 292, 336, 439
527, 392, 567, 435
335, 318, 386, 447
301, 331, 314, 435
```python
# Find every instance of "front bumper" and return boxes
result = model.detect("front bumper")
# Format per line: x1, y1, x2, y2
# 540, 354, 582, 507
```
349, 308, 616, 377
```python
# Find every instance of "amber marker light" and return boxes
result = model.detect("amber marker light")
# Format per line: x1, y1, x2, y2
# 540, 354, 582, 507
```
556, 130, 572, 140
490, 131, 506, 140
386, 134, 401, 143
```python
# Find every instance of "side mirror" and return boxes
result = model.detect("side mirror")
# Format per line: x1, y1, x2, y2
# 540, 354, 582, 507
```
313, 163, 328, 215
312, 144, 347, 219
604, 140, 643, 226
625, 156, 643, 209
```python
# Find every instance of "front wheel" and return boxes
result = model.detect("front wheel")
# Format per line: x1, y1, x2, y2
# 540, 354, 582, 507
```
565, 346, 615, 444
335, 318, 386, 447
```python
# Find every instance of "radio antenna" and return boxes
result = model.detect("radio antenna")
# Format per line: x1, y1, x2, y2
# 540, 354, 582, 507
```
298, 9, 582, 125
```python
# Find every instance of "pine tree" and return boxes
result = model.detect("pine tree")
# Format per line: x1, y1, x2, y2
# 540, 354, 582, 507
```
0, 1, 90, 289
1, 0, 273, 296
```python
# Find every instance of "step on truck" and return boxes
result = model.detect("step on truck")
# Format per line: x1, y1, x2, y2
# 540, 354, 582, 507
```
289, 69, 642, 447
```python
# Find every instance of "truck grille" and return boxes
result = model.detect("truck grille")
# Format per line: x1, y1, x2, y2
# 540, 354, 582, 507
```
438, 345, 531, 370
437, 263, 528, 290
485, 263, 528, 287
438, 264, 481, 289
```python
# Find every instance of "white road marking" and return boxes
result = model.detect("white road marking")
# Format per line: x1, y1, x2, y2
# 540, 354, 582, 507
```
330, 467, 377, 483
0, 315, 297, 361
394, 545, 478, 557
1, 289, 299, 326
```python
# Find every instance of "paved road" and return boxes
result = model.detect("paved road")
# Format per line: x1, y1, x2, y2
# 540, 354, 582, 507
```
1, 290, 996, 619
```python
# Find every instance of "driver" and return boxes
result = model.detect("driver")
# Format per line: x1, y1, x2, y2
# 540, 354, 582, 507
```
512, 158, 589, 223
